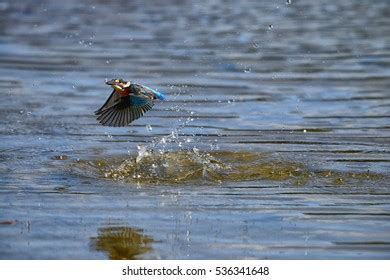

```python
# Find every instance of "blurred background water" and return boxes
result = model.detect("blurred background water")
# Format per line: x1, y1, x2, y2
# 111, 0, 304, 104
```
0, 0, 389, 259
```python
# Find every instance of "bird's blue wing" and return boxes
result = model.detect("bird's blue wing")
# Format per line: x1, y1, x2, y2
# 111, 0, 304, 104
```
129, 95, 152, 106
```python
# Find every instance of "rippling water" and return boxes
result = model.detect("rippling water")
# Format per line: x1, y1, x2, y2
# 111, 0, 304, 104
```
0, 0, 390, 259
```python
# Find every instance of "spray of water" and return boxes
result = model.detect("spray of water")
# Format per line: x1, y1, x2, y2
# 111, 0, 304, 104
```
121, 84, 226, 182
135, 85, 198, 160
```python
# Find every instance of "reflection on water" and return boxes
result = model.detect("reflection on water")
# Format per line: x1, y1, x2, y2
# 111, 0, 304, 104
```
90, 227, 153, 260
73, 150, 384, 186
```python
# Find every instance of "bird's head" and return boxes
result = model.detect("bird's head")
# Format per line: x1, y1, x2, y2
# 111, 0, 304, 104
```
105, 78, 131, 93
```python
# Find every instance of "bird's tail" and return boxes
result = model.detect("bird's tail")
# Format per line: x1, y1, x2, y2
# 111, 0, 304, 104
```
142, 85, 167, 101
154, 91, 167, 101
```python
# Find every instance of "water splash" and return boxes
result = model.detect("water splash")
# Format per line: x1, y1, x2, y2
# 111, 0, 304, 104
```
145, 92, 196, 153
72, 150, 384, 186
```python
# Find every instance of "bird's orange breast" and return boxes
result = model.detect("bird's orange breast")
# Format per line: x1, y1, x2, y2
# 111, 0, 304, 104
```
115, 88, 130, 97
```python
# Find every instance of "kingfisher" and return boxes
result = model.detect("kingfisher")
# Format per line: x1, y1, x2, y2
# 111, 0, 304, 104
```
95, 79, 166, 127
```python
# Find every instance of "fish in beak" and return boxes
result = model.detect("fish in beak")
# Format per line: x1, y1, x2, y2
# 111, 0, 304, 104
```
105, 79, 130, 93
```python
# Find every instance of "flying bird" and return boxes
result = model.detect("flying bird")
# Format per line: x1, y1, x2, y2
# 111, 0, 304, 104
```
95, 79, 166, 127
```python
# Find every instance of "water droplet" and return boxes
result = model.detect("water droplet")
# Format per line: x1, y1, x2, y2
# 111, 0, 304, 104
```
268, 24, 273, 30
146, 124, 153, 132
286, 0, 292, 5
303, 129, 307, 133
252, 42, 261, 48
106, 59, 111, 64
210, 142, 219, 150
136, 144, 150, 163
244, 67, 251, 73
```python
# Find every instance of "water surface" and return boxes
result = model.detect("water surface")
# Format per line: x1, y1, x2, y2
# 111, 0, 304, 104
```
0, 0, 390, 259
